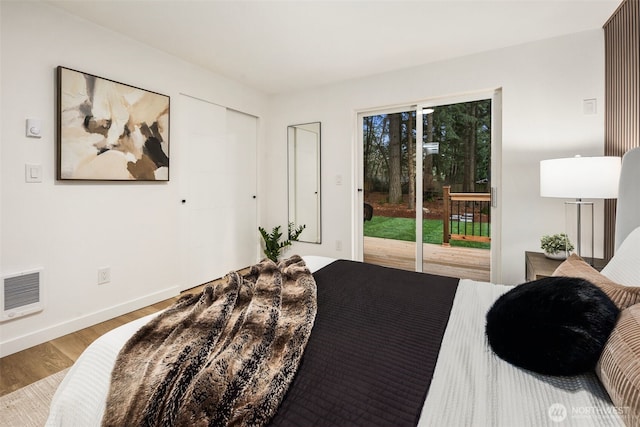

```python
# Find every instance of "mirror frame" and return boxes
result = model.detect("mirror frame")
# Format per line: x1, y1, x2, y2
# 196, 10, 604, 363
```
287, 122, 321, 244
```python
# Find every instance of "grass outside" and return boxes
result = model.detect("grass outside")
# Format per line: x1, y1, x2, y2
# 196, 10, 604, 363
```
364, 216, 490, 249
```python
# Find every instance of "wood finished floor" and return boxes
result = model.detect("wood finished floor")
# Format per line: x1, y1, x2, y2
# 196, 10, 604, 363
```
0, 283, 210, 397
0, 245, 489, 397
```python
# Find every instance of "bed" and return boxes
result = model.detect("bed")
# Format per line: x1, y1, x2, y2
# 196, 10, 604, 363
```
46, 148, 640, 427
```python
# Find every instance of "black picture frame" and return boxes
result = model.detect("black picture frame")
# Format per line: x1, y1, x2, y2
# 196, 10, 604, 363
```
56, 66, 170, 181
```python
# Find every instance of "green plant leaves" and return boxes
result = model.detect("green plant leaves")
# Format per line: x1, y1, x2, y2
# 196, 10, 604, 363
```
259, 223, 306, 262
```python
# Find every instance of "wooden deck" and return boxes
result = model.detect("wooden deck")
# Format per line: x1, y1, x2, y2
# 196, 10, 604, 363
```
364, 236, 490, 282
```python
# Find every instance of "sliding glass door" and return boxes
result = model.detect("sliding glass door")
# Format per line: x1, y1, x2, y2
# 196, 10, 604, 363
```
362, 109, 418, 270
359, 95, 496, 280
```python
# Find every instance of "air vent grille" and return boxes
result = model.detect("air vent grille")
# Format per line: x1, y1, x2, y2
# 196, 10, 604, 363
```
2, 269, 43, 321
5, 272, 40, 310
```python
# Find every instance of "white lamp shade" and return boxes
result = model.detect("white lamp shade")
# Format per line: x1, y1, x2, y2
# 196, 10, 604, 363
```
540, 156, 621, 199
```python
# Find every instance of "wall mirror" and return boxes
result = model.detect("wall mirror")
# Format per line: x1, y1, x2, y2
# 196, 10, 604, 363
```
288, 122, 321, 243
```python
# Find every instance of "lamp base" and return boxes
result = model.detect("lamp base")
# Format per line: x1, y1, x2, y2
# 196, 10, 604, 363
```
564, 200, 594, 265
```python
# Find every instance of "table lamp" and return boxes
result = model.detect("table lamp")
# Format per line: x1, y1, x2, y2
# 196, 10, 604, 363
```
540, 155, 621, 263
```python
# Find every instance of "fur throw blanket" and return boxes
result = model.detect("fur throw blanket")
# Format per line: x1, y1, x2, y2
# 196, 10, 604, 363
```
102, 255, 317, 427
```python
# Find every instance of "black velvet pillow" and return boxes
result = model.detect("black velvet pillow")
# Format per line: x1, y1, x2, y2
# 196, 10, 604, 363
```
485, 276, 619, 376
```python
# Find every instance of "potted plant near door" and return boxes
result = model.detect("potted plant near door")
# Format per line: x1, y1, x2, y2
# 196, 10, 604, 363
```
258, 223, 306, 262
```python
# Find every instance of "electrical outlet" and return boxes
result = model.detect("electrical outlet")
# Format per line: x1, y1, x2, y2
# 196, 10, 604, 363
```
336, 240, 342, 251
98, 267, 111, 285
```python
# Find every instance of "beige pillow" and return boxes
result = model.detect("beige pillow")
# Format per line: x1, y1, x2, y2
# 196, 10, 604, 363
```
596, 304, 640, 427
552, 254, 640, 310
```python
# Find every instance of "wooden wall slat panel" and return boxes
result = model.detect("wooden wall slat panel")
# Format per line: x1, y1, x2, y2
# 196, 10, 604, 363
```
604, 0, 640, 260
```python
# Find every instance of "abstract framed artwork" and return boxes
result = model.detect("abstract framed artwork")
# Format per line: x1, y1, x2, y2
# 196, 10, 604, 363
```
57, 66, 170, 181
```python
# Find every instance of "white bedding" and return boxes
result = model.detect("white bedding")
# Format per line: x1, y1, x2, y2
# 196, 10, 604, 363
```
420, 280, 623, 427
46, 256, 623, 426
46, 312, 159, 426
601, 226, 640, 286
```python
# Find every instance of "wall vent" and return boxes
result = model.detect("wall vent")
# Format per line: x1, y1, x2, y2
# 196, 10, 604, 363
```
1, 269, 43, 322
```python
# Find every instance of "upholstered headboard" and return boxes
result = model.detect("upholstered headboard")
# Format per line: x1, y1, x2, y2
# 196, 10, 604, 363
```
615, 147, 640, 251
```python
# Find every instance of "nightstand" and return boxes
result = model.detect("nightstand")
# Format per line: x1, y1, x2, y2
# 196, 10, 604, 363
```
525, 251, 606, 281
525, 251, 563, 281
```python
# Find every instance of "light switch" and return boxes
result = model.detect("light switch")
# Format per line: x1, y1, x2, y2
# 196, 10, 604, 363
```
26, 119, 43, 138
25, 164, 42, 183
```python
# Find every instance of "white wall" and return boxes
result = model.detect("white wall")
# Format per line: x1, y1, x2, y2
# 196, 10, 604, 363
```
264, 30, 606, 285
0, 2, 608, 356
0, 1, 267, 356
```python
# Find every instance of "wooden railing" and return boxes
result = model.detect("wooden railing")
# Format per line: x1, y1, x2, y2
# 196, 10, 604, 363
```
442, 186, 491, 245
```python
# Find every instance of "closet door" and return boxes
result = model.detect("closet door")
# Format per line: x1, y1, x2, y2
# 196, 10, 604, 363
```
225, 109, 258, 270
180, 95, 257, 290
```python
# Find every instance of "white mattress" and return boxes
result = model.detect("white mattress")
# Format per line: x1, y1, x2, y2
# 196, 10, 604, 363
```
46, 258, 623, 426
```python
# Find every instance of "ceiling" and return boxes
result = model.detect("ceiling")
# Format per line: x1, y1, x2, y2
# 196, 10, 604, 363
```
47, 0, 621, 95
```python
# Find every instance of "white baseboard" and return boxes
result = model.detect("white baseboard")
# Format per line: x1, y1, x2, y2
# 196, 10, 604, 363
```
0, 286, 179, 358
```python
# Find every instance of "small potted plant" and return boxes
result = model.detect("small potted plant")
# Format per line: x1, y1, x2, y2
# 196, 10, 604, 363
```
258, 223, 306, 262
540, 233, 574, 260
